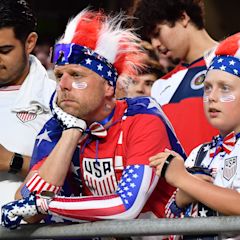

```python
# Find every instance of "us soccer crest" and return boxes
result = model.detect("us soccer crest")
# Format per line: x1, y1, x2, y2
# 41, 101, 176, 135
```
223, 156, 237, 180
83, 157, 118, 195
16, 111, 37, 123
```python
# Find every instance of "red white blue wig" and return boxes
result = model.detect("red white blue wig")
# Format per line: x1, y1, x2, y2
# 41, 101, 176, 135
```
209, 32, 240, 77
52, 9, 144, 89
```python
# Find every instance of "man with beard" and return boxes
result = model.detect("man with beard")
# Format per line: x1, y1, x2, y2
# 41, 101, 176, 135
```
1, 8, 185, 231
0, 0, 56, 220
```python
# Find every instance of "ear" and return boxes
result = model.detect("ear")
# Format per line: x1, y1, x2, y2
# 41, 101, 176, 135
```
105, 83, 115, 97
179, 11, 190, 28
25, 32, 38, 54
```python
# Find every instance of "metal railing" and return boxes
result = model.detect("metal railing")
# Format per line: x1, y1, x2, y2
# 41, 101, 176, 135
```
1, 216, 240, 239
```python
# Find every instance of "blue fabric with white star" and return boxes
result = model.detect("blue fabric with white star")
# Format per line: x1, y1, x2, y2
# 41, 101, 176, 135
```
209, 55, 240, 77
52, 43, 118, 88
1, 193, 37, 230
125, 96, 186, 159
116, 165, 144, 209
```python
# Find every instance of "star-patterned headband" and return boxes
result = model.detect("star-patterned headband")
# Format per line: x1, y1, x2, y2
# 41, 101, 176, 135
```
209, 55, 240, 77
52, 43, 118, 89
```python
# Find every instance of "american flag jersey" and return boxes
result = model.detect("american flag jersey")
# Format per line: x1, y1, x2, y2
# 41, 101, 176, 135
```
165, 133, 240, 239
151, 57, 218, 155
30, 96, 186, 222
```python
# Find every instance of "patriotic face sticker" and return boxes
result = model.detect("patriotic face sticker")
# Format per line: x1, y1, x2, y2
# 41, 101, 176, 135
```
203, 89, 236, 103
72, 81, 88, 89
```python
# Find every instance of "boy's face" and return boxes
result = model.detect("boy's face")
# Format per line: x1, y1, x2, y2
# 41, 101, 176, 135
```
203, 69, 240, 136
150, 20, 189, 63
127, 73, 158, 97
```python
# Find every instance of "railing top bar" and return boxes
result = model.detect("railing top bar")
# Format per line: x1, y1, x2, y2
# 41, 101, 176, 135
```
1, 216, 240, 239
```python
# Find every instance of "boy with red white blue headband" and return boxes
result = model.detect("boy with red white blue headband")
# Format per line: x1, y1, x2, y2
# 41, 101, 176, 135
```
150, 32, 240, 239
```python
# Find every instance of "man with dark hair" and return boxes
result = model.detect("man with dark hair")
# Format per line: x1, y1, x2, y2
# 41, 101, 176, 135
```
134, 0, 218, 155
0, 0, 56, 217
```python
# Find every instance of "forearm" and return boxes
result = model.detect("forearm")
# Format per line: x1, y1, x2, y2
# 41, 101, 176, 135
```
48, 165, 158, 221
0, 145, 30, 178
38, 129, 82, 186
177, 173, 240, 215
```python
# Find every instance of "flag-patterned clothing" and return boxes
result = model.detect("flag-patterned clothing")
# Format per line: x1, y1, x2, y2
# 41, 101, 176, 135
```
165, 133, 240, 239
30, 97, 185, 222
166, 133, 240, 217
151, 57, 218, 155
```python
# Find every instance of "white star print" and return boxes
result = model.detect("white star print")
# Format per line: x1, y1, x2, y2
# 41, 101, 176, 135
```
233, 69, 238, 75
220, 65, 226, 71
36, 129, 52, 146
229, 60, 235, 65
71, 164, 80, 176
218, 58, 223, 63
107, 70, 112, 77
130, 183, 136, 188
199, 207, 208, 217
132, 173, 138, 178
203, 144, 210, 152
97, 64, 103, 71
85, 58, 92, 65
127, 192, 133, 197
147, 98, 163, 113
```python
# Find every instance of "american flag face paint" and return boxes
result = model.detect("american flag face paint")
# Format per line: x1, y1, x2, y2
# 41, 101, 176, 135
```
72, 81, 88, 89
203, 92, 236, 103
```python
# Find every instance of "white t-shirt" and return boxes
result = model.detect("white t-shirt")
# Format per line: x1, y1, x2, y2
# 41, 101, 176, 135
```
0, 55, 56, 217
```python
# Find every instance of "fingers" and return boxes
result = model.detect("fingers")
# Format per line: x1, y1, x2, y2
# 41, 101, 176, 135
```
194, 174, 214, 183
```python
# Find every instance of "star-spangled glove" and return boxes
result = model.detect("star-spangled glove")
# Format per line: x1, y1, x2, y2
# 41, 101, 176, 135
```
1, 192, 49, 230
52, 100, 87, 132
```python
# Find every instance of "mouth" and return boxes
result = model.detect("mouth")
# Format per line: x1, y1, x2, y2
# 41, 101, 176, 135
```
159, 48, 169, 55
208, 107, 221, 117
209, 108, 220, 113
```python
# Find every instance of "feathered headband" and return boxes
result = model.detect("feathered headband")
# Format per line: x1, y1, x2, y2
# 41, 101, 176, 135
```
52, 9, 144, 89
209, 32, 240, 77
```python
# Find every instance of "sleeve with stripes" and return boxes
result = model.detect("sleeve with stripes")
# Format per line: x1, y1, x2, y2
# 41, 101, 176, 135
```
47, 164, 159, 221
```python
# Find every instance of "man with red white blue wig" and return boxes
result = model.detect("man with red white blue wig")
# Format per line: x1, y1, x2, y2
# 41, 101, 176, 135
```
1, 8, 185, 230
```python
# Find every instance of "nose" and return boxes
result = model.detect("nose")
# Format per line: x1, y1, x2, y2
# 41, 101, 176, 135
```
135, 82, 145, 94
205, 88, 218, 102
151, 37, 162, 51
58, 73, 72, 91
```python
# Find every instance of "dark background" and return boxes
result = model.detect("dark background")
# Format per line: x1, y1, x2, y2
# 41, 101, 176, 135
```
30, 0, 240, 46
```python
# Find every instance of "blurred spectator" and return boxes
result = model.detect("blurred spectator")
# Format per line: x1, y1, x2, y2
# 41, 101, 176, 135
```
134, 0, 218, 155
33, 43, 55, 80
0, 0, 56, 219
150, 32, 240, 239
127, 41, 164, 97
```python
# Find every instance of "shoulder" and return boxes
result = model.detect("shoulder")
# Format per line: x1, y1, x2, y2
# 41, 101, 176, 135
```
162, 64, 185, 79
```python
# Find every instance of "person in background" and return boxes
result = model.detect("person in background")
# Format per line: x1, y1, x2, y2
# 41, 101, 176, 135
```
127, 41, 164, 98
134, 0, 218, 155
0, 0, 56, 219
149, 32, 240, 239
1, 8, 185, 231
33, 42, 56, 80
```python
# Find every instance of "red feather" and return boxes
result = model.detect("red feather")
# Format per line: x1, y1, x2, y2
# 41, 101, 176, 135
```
72, 11, 106, 50
216, 33, 240, 56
